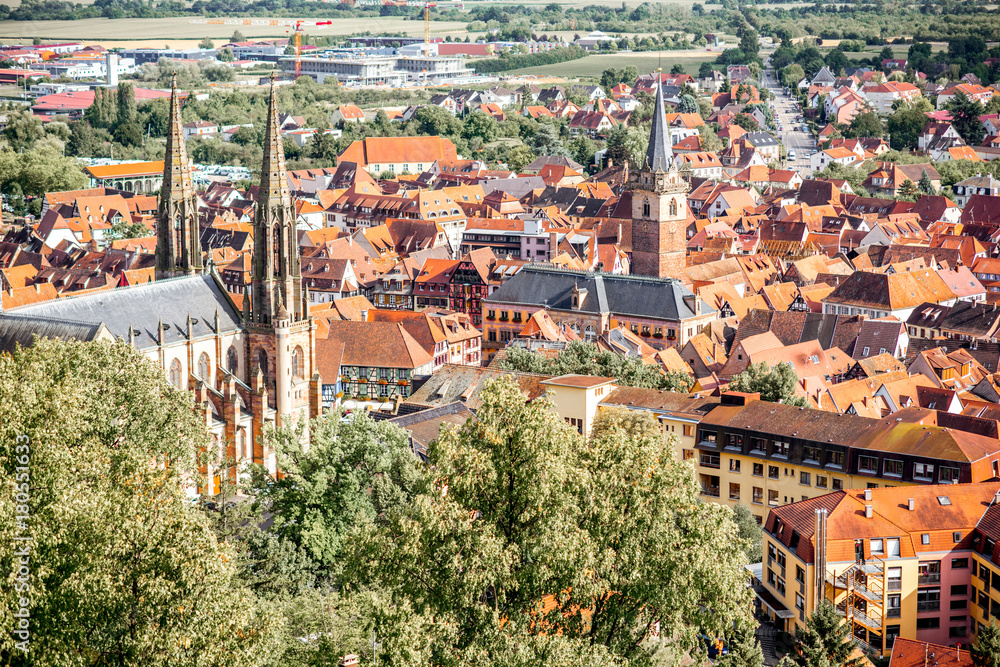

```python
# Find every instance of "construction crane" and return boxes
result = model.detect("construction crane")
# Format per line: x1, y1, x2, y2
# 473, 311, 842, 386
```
189, 18, 332, 78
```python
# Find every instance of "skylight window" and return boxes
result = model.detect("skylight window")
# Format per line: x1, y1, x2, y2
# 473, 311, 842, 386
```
938, 496, 951, 505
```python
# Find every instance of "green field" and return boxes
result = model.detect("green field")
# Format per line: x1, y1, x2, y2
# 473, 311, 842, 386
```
0, 16, 471, 46
506, 49, 719, 79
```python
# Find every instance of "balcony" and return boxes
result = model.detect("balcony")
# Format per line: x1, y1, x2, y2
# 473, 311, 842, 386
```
701, 486, 721, 498
916, 601, 940, 613
918, 573, 941, 586
887, 608, 901, 619
887, 580, 902, 592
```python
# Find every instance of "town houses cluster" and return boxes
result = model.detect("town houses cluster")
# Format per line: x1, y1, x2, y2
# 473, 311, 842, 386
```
11, 45, 1000, 666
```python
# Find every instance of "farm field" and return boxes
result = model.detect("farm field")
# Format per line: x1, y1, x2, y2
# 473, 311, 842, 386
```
0, 16, 471, 44
506, 49, 720, 79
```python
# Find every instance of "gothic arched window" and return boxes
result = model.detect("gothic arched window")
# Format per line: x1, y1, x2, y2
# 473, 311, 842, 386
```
197, 352, 211, 384
272, 223, 282, 277
291, 346, 304, 379
257, 349, 268, 383
642, 198, 650, 218
227, 346, 239, 374
669, 198, 678, 217
169, 358, 182, 389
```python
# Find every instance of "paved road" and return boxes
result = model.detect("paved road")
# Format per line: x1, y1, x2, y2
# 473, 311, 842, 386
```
761, 63, 817, 177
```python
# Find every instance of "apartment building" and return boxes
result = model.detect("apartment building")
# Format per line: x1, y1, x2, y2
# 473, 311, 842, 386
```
759, 483, 1000, 657
693, 393, 1000, 523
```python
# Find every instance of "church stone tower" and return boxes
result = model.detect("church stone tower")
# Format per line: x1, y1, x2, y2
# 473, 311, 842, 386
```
247, 75, 319, 429
630, 78, 689, 280
156, 73, 202, 279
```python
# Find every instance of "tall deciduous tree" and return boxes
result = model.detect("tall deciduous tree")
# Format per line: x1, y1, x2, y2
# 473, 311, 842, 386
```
346, 380, 753, 665
728, 361, 808, 406
252, 411, 425, 577
0, 339, 279, 665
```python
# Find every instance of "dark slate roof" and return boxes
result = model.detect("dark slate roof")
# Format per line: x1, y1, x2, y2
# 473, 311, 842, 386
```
744, 131, 779, 147
937, 301, 1000, 337
732, 309, 863, 354
481, 176, 545, 199
0, 314, 110, 354
486, 267, 714, 321
406, 363, 550, 409
387, 400, 475, 460
1, 273, 242, 350
645, 81, 673, 172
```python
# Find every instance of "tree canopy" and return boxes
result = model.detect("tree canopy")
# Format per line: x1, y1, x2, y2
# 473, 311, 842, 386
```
346, 379, 753, 665
499, 341, 693, 391
0, 339, 278, 665
728, 361, 808, 406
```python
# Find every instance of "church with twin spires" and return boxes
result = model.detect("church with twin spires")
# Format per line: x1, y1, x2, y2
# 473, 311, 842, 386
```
629, 79, 690, 281
0, 74, 321, 488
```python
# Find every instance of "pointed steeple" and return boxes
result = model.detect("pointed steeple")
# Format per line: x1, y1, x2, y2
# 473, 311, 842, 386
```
260, 73, 291, 210
644, 77, 673, 172
156, 73, 202, 279
163, 72, 194, 198
251, 74, 303, 326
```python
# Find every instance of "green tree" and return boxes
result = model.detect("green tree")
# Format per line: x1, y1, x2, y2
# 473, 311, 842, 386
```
251, 410, 425, 577
717, 622, 764, 667
948, 91, 987, 146
530, 123, 569, 157
499, 341, 693, 391
199, 37, 214, 49
106, 218, 151, 240
845, 110, 882, 138
972, 619, 1000, 667
504, 144, 535, 172
785, 601, 863, 667
218, 47, 235, 62
0, 138, 88, 197
732, 503, 763, 563
677, 94, 699, 114
116, 81, 137, 127
700, 124, 722, 151
346, 381, 752, 665
232, 29, 246, 42
0, 339, 279, 665
728, 361, 808, 406
733, 113, 759, 132
569, 133, 596, 168
2, 110, 43, 152
879, 46, 895, 61
887, 101, 930, 150
461, 110, 500, 143
603, 123, 648, 171
898, 178, 918, 199
781, 63, 805, 89
919, 169, 937, 195
412, 104, 461, 138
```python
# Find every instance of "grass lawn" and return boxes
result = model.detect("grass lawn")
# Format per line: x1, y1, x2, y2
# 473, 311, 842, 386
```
506, 49, 719, 80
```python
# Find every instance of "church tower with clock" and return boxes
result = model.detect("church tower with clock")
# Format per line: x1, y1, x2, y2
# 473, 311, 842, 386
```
630, 78, 689, 280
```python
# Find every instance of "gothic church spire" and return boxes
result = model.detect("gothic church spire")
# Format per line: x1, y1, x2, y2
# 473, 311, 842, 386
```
250, 75, 303, 325
156, 73, 202, 279
644, 76, 673, 173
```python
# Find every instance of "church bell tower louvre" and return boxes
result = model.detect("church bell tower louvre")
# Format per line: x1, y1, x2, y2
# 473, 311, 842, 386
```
629, 75, 690, 280
155, 72, 202, 280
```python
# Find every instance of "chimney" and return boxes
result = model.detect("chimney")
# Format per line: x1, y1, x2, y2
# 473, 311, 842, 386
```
549, 231, 558, 260
864, 488, 872, 501
865, 504, 873, 519
814, 508, 828, 605
908, 498, 915, 511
